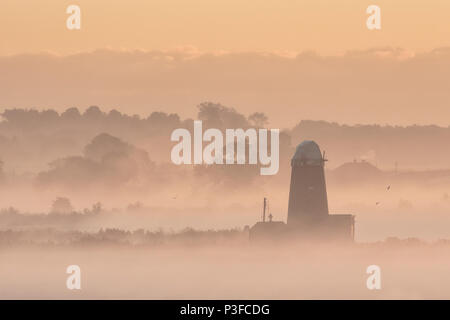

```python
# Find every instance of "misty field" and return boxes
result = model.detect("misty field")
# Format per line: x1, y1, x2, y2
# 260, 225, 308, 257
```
2, 104, 450, 299
1, 242, 450, 299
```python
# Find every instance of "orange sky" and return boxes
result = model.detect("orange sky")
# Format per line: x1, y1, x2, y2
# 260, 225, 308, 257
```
1, 0, 450, 127
1, 0, 449, 55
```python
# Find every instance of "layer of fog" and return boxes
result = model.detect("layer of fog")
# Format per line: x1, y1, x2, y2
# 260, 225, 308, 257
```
2, 243, 450, 299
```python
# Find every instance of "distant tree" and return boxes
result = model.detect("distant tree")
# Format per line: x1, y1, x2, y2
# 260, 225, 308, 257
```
61, 107, 81, 122
2, 108, 40, 128
83, 106, 104, 121
37, 156, 102, 188
197, 102, 248, 129
147, 112, 180, 126
84, 133, 132, 161
51, 197, 74, 214
127, 201, 143, 212
108, 109, 123, 121
248, 112, 269, 128
91, 202, 102, 214
40, 109, 59, 124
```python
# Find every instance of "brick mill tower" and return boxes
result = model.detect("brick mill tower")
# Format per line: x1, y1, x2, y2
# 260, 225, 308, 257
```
287, 140, 329, 225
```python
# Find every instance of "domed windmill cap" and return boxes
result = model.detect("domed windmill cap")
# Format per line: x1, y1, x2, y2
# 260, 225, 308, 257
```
292, 140, 325, 165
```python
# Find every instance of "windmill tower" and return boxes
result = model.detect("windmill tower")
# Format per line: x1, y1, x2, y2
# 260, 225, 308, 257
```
250, 140, 355, 241
287, 140, 329, 225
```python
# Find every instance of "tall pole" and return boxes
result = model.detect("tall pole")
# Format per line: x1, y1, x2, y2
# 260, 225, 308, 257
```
263, 197, 267, 222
